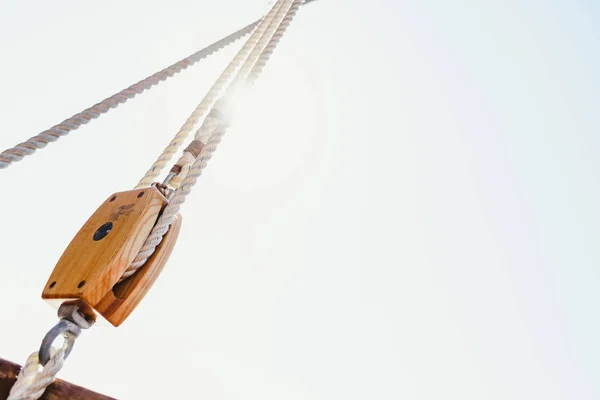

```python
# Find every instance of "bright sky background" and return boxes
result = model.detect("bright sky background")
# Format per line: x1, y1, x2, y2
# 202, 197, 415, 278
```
1, 0, 599, 399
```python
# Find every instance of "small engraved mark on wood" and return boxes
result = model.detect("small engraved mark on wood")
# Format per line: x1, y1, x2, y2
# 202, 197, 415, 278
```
109, 204, 135, 222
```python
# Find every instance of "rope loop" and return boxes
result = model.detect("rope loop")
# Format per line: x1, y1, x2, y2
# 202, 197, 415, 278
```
7, 350, 66, 400
9, 303, 95, 400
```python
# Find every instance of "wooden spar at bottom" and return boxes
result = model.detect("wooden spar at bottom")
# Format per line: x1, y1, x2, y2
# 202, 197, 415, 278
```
0, 357, 115, 399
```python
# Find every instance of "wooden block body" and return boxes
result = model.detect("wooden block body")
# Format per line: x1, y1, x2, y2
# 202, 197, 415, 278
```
42, 187, 181, 326
95, 214, 181, 325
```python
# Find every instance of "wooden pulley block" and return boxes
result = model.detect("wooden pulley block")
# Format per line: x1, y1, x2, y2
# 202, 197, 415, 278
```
42, 187, 182, 327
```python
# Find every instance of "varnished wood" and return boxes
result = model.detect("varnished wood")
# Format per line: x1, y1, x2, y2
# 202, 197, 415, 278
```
95, 214, 182, 326
42, 187, 181, 326
0, 357, 115, 400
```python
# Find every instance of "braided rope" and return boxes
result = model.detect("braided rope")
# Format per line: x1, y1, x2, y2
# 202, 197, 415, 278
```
134, 1, 287, 189
7, 350, 65, 400
0, 21, 259, 170
123, 0, 303, 278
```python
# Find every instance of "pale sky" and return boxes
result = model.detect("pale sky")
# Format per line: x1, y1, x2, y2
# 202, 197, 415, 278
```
1, 0, 599, 399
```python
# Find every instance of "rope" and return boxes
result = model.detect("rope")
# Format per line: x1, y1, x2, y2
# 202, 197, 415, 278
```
7, 350, 65, 400
122, 0, 303, 279
120, 0, 292, 279
134, 0, 287, 189
166, 0, 294, 188
0, 21, 259, 170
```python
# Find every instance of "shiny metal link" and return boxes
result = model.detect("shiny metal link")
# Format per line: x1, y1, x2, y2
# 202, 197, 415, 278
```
38, 303, 96, 366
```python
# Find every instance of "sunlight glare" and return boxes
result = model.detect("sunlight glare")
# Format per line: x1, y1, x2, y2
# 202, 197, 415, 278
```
216, 61, 319, 191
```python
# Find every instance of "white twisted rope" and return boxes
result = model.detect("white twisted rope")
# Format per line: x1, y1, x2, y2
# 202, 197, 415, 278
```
7, 350, 65, 400
120, 0, 292, 279
134, 1, 287, 189
0, 21, 259, 170
123, 0, 303, 278
166, 0, 293, 190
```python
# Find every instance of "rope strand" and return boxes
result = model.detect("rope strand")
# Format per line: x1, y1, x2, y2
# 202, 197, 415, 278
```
134, 1, 287, 189
0, 21, 259, 170
7, 350, 65, 400
167, 0, 295, 190
121, 0, 293, 278
124, 0, 303, 278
